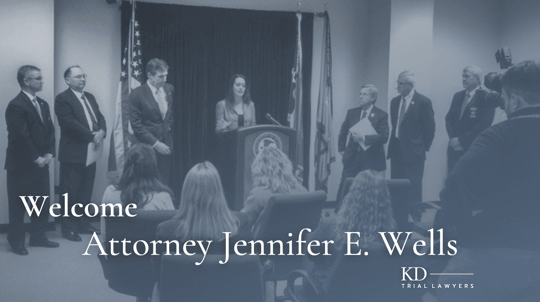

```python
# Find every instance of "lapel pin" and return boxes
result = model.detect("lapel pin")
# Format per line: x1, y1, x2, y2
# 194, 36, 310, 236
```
411, 101, 415, 105
370, 113, 374, 118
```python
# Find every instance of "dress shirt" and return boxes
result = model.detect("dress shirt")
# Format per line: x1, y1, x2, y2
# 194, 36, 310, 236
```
395, 89, 415, 138
147, 82, 167, 119
71, 88, 98, 132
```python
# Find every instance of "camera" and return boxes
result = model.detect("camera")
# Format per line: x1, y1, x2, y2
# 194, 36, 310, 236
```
483, 48, 513, 110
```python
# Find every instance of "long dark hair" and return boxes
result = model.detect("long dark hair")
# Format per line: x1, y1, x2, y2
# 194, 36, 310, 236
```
116, 143, 173, 207
174, 161, 239, 241
225, 74, 252, 107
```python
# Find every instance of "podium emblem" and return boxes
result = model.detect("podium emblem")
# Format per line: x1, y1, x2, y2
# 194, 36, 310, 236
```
253, 132, 283, 156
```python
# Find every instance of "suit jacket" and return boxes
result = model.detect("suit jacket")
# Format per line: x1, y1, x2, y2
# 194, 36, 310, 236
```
5, 92, 55, 171
215, 99, 256, 133
445, 88, 495, 151
55, 89, 107, 163
130, 83, 174, 147
338, 106, 389, 171
387, 91, 435, 163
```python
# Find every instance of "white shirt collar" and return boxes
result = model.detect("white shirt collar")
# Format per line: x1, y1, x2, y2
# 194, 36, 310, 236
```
70, 88, 85, 99
466, 86, 480, 98
147, 82, 161, 95
403, 89, 415, 103
362, 104, 374, 116
22, 90, 36, 102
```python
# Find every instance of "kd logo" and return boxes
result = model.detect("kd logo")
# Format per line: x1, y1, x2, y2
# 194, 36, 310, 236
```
401, 267, 427, 281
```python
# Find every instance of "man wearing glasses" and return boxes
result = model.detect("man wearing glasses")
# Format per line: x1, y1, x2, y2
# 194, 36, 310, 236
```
55, 66, 106, 242
5, 65, 59, 255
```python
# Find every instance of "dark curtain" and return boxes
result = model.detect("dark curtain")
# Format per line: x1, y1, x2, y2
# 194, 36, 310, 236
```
121, 3, 313, 196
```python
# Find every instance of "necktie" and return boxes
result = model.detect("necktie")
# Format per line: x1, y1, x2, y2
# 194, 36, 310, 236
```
155, 89, 168, 119
32, 97, 43, 123
460, 92, 471, 119
81, 93, 99, 132
397, 97, 407, 138
361, 110, 367, 120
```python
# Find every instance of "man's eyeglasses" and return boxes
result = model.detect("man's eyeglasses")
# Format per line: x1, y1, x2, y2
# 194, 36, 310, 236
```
70, 74, 87, 79
26, 77, 43, 81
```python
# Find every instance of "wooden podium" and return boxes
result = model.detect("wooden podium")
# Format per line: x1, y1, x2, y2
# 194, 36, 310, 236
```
219, 125, 296, 210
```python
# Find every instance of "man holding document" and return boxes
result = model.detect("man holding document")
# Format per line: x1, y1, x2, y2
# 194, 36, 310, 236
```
337, 84, 389, 205
55, 66, 106, 241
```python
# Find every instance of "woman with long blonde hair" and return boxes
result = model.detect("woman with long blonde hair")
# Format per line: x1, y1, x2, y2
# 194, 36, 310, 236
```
156, 161, 251, 248
241, 146, 307, 228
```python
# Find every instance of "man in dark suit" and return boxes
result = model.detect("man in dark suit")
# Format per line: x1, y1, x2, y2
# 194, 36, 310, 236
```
387, 71, 435, 227
445, 65, 495, 173
5, 65, 59, 255
55, 65, 106, 241
130, 58, 174, 186
337, 84, 389, 205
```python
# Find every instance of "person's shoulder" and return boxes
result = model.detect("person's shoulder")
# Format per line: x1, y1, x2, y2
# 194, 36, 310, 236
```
216, 99, 227, 107
293, 185, 308, 193
55, 88, 73, 101
453, 90, 466, 98
164, 83, 174, 93
413, 91, 431, 103
84, 91, 97, 100
130, 84, 146, 96
7, 92, 25, 107
157, 218, 179, 236
102, 185, 121, 204
390, 95, 401, 102
249, 186, 273, 196
347, 107, 362, 115
151, 192, 175, 210
372, 106, 388, 117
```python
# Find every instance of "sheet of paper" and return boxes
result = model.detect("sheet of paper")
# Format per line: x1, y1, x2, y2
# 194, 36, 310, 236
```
86, 142, 103, 166
349, 118, 377, 151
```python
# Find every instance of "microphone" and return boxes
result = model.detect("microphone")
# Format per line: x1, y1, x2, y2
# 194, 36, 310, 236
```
266, 113, 282, 126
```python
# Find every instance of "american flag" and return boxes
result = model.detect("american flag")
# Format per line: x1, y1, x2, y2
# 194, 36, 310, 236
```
315, 11, 335, 192
288, 12, 304, 183
108, 4, 142, 177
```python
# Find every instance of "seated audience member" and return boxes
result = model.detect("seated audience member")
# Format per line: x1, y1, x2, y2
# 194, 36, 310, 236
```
438, 60, 540, 301
153, 161, 252, 300
101, 143, 175, 238
156, 160, 252, 254
308, 170, 397, 284
241, 146, 307, 228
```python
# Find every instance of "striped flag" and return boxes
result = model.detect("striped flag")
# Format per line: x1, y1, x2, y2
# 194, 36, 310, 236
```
288, 12, 304, 183
107, 3, 142, 179
314, 11, 335, 192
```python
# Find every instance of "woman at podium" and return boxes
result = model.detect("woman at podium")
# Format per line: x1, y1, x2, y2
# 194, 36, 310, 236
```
215, 74, 256, 133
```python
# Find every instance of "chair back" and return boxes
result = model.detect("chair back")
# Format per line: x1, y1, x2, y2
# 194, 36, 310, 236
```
100, 209, 177, 298
253, 191, 326, 281
324, 241, 416, 301
254, 191, 327, 241
159, 253, 264, 302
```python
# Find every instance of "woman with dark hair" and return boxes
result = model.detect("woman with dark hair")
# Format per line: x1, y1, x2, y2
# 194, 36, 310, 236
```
101, 143, 175, 210
241, 146, 307, 229
215, 74, 256, 133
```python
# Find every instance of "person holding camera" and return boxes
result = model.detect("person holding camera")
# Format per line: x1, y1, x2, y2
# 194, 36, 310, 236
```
439, 60, 540, 301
